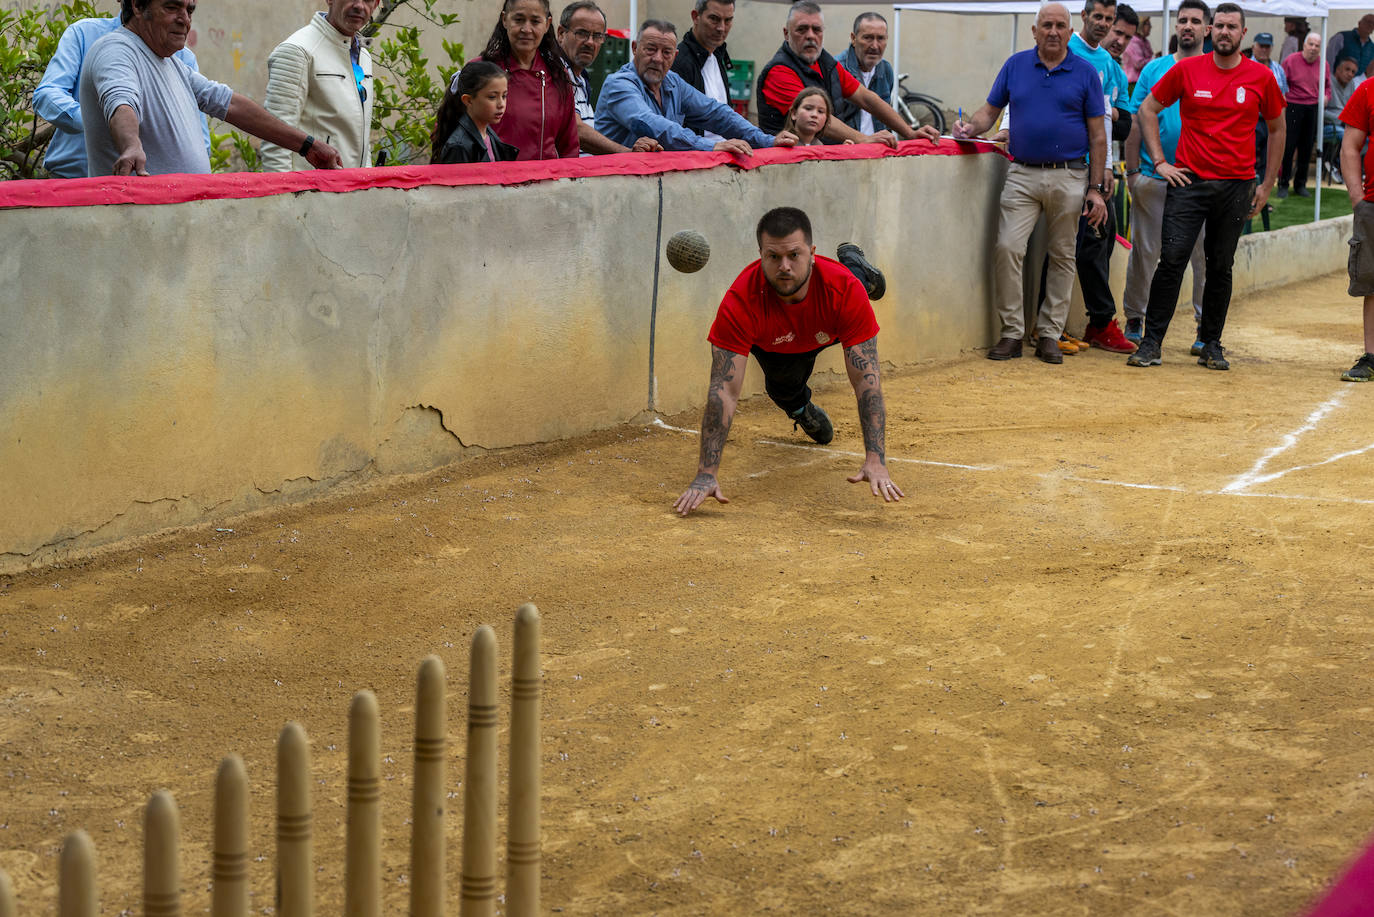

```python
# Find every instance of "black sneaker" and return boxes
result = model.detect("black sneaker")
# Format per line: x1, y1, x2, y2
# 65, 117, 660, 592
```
836, 243, 886, 301
791, 402, 834, 444
1126, 339, 1162, 367
1198, 341, 1230, 371
1342, 352, 1374, 382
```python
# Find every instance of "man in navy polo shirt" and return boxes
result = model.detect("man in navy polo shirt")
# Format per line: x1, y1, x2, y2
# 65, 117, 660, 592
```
954, 2, 1109, 364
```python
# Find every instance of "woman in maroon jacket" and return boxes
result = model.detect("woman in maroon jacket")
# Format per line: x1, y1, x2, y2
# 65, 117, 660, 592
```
471, 0, 579, 160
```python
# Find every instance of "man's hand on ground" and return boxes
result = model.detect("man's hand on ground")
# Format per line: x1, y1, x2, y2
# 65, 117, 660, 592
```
674, 473, 729, 516
713, 138, 754, 156
848, 458, 903, 503
631, 136, 663, 152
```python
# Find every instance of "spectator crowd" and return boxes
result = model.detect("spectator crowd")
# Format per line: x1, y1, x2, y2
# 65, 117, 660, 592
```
31, 0, 1374, 381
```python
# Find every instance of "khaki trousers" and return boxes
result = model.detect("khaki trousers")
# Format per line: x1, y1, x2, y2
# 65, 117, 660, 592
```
1123, 174, 1204, 325
994, 163, 1086, 341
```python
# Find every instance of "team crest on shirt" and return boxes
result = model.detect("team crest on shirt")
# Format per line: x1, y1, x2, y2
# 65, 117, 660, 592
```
1237, 87, 1246, 103
815, 332, 831, 345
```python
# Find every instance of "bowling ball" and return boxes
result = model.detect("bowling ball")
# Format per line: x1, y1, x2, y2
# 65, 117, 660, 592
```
665, 230, 710, 273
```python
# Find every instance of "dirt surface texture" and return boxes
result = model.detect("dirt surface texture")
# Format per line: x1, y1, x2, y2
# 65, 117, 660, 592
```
3, 273, 1374, 916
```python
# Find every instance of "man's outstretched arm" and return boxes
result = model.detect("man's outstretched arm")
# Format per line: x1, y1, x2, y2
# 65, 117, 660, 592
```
674, 346, 748, 516
844, 336, 903, 502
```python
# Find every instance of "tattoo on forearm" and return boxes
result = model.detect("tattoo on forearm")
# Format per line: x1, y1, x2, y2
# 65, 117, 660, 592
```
699, 348, 737, 473
846, 337, 881, 388
857, 389, 886, 463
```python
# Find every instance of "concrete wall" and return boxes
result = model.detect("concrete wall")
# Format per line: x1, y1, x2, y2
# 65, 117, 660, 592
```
12, 0, 1361, 137
0, 151, 1009, 570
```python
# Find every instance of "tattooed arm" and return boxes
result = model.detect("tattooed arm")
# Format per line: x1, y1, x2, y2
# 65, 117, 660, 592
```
674, 346, 749, 517
843, 336, 904, 503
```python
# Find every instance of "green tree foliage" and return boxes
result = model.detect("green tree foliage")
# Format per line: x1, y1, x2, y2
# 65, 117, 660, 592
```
0, 0, 98, 179
365, 0, 464, 166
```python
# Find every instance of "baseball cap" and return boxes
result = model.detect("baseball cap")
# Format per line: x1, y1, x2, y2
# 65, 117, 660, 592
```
1255, 32, 1274, 44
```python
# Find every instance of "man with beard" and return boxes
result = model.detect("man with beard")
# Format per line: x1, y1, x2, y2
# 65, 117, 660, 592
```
756, 1, 937, 146
673, 207, 902, 516
595, 20, 791, 152
1122, 0, 1210, 348
1128, 2, 1285, 371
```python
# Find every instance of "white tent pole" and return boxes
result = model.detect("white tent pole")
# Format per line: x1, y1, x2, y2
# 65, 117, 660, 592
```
629, 0, 638, 39
1163, 0, 1171, 51
893, 6, 902, 100
1316, 11, 1328, 222
1011, 13, 1018, 54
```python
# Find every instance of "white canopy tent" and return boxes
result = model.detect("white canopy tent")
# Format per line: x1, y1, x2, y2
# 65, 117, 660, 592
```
891, 0, 1335, 218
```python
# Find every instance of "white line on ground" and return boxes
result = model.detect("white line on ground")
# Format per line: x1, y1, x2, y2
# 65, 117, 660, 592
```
756, 439, 1001, 471
1221, 389, 1350, 493
651, 418, 699, 435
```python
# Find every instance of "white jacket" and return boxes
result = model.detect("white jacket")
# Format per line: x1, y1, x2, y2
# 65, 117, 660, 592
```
261, 14, 374, 171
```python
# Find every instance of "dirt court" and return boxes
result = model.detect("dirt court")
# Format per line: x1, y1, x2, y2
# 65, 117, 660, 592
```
3, 271, 1374, 916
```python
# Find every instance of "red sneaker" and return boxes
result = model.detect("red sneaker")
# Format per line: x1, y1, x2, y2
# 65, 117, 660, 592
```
1084, 320, 1138, 353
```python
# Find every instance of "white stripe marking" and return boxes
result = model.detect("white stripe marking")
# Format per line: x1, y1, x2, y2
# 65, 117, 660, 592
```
652, 418, 699, 435
755, 439, 1000, 471
1221, 390, 1349, 493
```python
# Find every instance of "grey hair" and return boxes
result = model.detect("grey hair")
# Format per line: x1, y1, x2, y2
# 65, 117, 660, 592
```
560, 0, 607, 29
787, 0, 823, 25
637, 17, 678, 38
852, 11, 886, 32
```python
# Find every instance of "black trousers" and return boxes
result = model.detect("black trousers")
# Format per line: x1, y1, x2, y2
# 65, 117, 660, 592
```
1075, 202, 1117, 327
1280, 103, 1318, 193
750, 344, 830, 415
1143, 178, 1254, 347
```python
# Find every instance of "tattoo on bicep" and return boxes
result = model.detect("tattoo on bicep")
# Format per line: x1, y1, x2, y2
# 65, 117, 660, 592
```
846, 337, 881, 388
856, 388, 886, 463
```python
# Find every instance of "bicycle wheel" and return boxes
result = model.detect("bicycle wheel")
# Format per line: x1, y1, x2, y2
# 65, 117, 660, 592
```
901, 95, 945, 133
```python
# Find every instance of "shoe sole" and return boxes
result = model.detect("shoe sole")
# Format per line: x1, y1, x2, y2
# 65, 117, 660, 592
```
1342, 373, 1372, 382
986, 351, 1022, 361
1198, 358, 1229, 371
1091, 343, 1137, 354
1127, 356, 1162, 367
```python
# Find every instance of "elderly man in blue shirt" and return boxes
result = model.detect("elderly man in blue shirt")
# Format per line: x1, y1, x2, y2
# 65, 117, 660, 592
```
953, 2, 1108, 365
596, 19, 797, 154
33, 14, 209, 178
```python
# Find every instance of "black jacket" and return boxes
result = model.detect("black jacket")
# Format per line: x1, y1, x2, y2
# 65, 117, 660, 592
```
757, 41, 847, 135
436, 113, 519, 165
671, 30, 732, 95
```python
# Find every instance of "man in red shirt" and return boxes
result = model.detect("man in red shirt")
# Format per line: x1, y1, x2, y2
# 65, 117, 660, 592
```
673, 207, 902, 517
754, 0, 938, 146
1338, 78, 1374, 381
1129, 1, 1285, 371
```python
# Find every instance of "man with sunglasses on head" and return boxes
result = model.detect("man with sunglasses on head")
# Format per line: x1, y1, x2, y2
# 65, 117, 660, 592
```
262, 0, 380, 171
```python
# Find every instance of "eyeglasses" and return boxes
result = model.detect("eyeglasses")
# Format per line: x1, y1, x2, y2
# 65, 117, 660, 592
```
571, 28, 606, 42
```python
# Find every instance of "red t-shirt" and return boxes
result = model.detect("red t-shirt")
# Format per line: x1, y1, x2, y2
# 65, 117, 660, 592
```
1340, 78, 1374, 202
761, 62, 861, 119
708, 256, 879, 355
1149, 54, 1285, 180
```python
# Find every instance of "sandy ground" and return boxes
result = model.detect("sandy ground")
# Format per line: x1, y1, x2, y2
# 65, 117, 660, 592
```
3, 272, 1374, 916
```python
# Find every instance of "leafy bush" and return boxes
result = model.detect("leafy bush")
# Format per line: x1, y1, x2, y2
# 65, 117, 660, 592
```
365, 0, 464, 166
0, 0, 98, 179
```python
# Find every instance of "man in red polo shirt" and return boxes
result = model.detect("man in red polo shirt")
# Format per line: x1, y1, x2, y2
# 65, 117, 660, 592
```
1128, 1, 1285, 371
1338, 77, 1374, 381
673, 207, 902, 517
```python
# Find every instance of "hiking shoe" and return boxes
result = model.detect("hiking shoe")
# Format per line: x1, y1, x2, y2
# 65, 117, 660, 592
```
1084, 320, 1137, 353
791, 401, 834, 444
1124, 317, 1143, 344
1276, 186, 1289, 198
1197, 341, 1230, 371
1058, 335, 1080, 354
1342, 352, 1374, 382
1126, 339, 1162, 366
837, 243, 886, 301
1190, 338, 1205, 356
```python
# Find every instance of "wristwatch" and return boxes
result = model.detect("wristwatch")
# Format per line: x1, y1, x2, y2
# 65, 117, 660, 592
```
1090, 182, 1107, 193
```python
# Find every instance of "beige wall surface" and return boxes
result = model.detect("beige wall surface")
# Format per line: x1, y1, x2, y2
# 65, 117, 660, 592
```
12, 0, 1365, 134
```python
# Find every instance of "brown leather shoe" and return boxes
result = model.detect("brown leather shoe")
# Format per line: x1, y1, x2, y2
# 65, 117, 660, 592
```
1035, 336, 1063, 364
987, 336, 1023, 360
